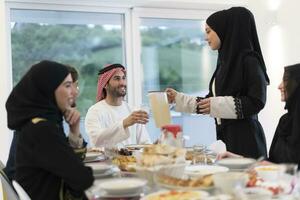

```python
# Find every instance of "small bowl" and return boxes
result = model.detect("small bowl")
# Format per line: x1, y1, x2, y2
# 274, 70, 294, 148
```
212, 172, 249, 194
185, 165, 229, 178
85, 163, 112, 174
254, 165, 282, 181
84, 152, 102, 162
217, 157, 256, 170
98, 177, 147, 195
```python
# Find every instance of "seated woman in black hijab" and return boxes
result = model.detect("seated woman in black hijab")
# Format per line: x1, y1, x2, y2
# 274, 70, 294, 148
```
166, 7, 269, 159
3, 65, 81, 181
218, 64, 300, 167
6, 60, 94, 200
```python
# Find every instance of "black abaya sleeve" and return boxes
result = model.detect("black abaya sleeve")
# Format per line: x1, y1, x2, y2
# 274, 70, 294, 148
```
235, 55, 267, 118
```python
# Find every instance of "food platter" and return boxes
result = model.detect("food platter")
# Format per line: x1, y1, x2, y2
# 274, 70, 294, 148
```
125, 144, 151, 150
141, 190, 209, 200
155, 174, 214, 191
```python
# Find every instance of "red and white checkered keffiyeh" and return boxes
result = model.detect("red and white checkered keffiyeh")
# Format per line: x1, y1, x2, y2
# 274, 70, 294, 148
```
96, 65, 126, 102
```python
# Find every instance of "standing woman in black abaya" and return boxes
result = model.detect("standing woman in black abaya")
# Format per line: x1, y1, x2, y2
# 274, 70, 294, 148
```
166, 7, 270, 158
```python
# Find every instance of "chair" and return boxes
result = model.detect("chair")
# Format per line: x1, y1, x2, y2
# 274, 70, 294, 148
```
0, 172, 19, 200
0, 160, 5, 170
12, 181, 31, 200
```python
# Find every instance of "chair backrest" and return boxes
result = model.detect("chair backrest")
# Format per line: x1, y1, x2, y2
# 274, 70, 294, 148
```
0, 160, 5, 170
0, 173, 19, 200
12, 181, 31, 200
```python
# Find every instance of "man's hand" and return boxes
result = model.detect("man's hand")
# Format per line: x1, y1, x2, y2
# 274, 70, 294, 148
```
165, 88, 178, 104
64, 108, 80, 135
123, 110, 149, 129
197, 97, 211, 114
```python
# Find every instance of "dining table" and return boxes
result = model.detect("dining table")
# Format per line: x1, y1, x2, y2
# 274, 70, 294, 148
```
84, 147, 300, 200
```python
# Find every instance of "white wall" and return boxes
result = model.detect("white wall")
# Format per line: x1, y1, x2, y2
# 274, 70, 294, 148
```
1, 0, 300, 163
248, 0, 300, 151
0, 1, 12, 164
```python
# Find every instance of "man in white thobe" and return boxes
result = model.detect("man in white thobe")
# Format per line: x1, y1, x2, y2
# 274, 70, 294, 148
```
85, 64, 151, 148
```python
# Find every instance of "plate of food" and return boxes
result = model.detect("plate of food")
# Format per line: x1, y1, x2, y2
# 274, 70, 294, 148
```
141, 190, 209, 200
112, 155, 137, 172
125, 144, 151, 151
155, 174, 214, 191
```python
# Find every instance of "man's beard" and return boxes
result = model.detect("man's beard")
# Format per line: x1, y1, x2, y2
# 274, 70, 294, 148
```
109, 87, 126, 98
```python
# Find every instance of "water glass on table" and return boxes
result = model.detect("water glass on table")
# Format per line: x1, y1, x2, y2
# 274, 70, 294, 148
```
193, 144, 207, 165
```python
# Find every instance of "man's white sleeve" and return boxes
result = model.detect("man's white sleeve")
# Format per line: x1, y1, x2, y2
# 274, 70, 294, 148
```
85, 107, 130, 147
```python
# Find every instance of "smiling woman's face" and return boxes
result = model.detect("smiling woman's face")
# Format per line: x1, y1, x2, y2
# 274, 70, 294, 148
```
55, 74, 76, 112
205, 24, 221, 50
278, 80, 286, 102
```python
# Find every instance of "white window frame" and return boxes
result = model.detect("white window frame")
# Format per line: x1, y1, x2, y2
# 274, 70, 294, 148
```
130, 7, 217, 108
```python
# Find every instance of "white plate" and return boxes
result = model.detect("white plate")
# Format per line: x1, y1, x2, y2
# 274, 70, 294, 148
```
185, 165, 229, 177
84, 155, 106, 163
141, 190, 209, 200
97, 177, 147, 195
97, 190, 143, 198
93, 169, 115, 179
85, 163, 112, 174
217, 158, 256, 169
84, 152, 103, 162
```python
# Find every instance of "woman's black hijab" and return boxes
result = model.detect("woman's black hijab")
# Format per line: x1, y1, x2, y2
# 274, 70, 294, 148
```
206, 7, 270, 96
6, 60, 69, 131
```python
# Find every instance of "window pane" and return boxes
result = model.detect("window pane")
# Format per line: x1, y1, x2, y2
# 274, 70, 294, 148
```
140, 18, 217, 146
10, 9, 124, 144
10, 9, 124, 116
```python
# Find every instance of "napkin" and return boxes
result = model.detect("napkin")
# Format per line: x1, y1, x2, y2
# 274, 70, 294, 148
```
208, 140, 227, 154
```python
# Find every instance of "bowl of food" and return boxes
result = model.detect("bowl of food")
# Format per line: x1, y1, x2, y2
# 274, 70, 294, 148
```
212, 172, 249, 194
254, 165, 282, 182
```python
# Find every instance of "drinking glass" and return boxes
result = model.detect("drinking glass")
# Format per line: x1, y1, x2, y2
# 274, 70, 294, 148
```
279, 163, 298, 195
193, 144, 207, 165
